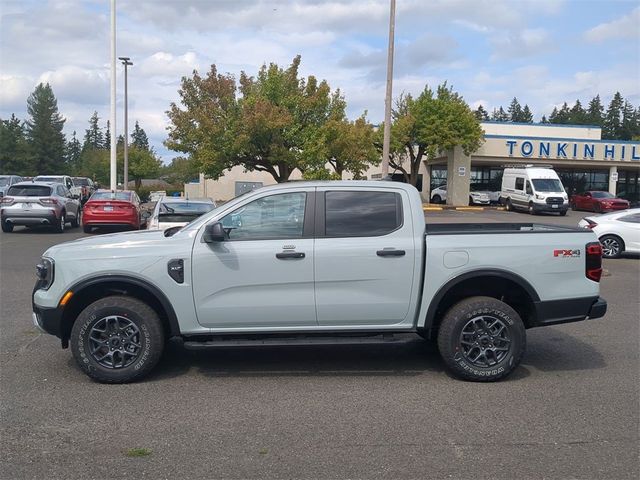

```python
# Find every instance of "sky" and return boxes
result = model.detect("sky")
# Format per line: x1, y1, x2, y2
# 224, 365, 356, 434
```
1, 0, 639, 162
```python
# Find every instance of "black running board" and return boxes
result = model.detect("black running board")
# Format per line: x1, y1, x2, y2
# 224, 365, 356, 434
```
182, 333, 414, 350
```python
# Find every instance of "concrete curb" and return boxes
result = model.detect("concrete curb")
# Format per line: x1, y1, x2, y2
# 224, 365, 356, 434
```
423, 204, 506, 212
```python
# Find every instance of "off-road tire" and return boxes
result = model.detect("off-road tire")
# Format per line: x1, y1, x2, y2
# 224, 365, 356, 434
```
71, 296, 165, 383
1, 220, 13, 232
54, 212, 65, 233
437, 296, 526, 382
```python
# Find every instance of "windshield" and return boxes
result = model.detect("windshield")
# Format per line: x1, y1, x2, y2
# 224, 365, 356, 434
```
0, 177, 10, 187
591, 191, 614, 199
7, 185, 52, 196
90, 191, 132, 201
532, 179, 564, 193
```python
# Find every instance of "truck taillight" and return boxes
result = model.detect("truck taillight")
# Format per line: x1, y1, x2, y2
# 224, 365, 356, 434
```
586, 242, 602, 282
39, 198, 58, 206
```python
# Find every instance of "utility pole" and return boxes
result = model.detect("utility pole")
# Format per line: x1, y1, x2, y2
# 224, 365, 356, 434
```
119, 57, 133, 189
109, 0, 117, 190
381, 0, 396, 179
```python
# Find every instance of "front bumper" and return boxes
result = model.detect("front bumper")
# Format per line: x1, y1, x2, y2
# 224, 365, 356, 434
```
531, 296, 607, 327
32, 303, 63, 338
533, 203, 568, 213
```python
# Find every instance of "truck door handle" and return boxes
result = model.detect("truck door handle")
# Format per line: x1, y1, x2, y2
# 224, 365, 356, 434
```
276, 252, 305, 259
377, 249, 406, 257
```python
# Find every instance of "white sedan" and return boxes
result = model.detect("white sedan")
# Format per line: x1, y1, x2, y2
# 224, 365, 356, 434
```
429, 185, 494, 205
578, 208, 640, 258
147, 196, 217, 231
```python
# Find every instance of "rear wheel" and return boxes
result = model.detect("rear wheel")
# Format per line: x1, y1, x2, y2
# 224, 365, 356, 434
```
1, 220, 13, 232
70, 209, 81, 228
437, 296, 526, 382
559, 210, 567, 216
83, 225, 92, 234
600, 235, 624, 259
54, 212, 65, 233
70, 296, 165, 383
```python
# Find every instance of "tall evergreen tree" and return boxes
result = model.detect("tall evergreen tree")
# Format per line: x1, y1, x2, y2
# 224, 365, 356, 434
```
0, 114, 32, 174
540, 115, 549, 124
83, 111, 104, 150
620, 100, 637, 141
491, 106, 509, 122
104, 120, 111, 150
586, 95, 604, 126
25, 83, 66, 173
66, 131, 82, 173
569, 99, 587, 124
508, 97, 523, 122
602, 92, 624, 139
550, 102, 571, 124
521, 104, 533, 123
131, 121, 150, 151
474, 105, 489, 121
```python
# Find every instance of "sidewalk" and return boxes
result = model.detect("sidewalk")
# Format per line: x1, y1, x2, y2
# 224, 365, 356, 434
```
423, 203, 506, 211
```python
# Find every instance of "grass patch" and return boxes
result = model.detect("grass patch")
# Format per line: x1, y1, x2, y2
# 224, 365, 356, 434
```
258, 448, 268, 455
125, 448, 152, 458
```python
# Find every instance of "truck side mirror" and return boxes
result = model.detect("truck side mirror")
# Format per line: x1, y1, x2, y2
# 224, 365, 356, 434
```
203, 222, 226, 242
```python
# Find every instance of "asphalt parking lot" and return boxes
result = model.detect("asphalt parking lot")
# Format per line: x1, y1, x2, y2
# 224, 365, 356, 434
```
1, 209, 638, 479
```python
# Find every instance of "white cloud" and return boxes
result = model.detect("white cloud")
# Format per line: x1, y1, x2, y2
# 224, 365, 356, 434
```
0, 75, 34, 112
38, 66, 110, 106
137, 52, 201, 78
585, 7, 640, 43
490, 28, 553, 60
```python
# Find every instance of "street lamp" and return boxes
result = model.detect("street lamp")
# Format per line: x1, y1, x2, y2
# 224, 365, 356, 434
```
381, 0, 396, 179
119, 56, 133, 189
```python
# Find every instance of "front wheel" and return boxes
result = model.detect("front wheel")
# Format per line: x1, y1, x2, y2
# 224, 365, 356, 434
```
437, 296, 526, 382
70, 210, 81, 228
432, 195, 442, 204
71, 296, 165, 383
505, 198, 513, 211
1, 220, 13, 232
528, 202, 537, 215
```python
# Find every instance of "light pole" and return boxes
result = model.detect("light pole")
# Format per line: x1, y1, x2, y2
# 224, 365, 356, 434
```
119, 56, 133, 189
381, 0, 396, 179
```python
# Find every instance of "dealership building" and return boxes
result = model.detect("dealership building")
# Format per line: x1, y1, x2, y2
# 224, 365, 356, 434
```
186, 121, 640, 205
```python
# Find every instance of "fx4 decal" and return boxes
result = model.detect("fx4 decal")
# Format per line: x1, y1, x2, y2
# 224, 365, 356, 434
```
553, 249, 581, 258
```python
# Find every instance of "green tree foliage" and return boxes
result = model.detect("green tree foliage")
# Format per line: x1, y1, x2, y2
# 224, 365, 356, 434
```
122, 145, 162, 190
131, 121, 150, 151
521, 105, 534, 123
586, 95, 604, 126
602, 92, 624, 139
508, 97, 523, 122
166, 56, 373, 183
619, 100, 638, 141
104, 120, 111, 150
490, 106, 509, 122
549, 102, 571, 124
66, 131, 82, 173
569, 99, 587, 124
25, 83, 66, 173
0, 114, 31, 174
474, 105, 489, 121
382, 83, 484, 187
162, 157, 199, 185
83, 111, 103, 150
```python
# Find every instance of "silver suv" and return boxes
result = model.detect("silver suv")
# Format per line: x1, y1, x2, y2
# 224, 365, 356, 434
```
0, 181, 81, 233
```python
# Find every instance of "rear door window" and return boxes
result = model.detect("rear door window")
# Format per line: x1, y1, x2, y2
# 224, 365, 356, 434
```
515, 177, 524, 190
7, 185, 52, 196
324, 191, 402, 237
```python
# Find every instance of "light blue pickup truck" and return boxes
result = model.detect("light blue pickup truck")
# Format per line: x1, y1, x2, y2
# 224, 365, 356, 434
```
32, 181, 607, 383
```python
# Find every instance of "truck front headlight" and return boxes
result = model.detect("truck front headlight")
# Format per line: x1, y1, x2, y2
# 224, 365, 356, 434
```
35, 257, 54, 290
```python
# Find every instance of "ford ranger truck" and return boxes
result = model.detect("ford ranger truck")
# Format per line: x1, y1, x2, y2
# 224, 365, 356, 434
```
32, 181, 607, 383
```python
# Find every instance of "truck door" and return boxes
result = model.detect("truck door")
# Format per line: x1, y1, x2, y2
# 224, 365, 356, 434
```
313, 188, 417, 327
191, 188, 317, 329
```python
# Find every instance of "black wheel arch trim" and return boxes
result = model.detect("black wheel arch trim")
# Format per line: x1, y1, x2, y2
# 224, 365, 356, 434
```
423, 269, 540, 330
65, 274, 181, 337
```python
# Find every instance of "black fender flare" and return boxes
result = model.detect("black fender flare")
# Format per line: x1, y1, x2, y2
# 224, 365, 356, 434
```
423, 269, 540, 329
66, 274, 181, 336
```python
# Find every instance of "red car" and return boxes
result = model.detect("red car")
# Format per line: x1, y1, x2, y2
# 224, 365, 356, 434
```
570, 191, 630, 213
82, 190, 144, 233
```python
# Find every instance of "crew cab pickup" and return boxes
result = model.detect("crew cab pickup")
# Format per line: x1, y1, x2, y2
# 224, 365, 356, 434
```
32, 181, 607, 383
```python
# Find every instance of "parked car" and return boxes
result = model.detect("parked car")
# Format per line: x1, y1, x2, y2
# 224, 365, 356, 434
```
32, 181, 606, 384
430, 184, 494, 205
570, 191, 629, 213
578, 208, 640, 258
82, 190, 145, 233
72, 177, 96, 203
147, 197, 216, 231
0, 175, 24, 197
501, 166, 569, 215
1, 181, 81, 232
34, 175, 83, 200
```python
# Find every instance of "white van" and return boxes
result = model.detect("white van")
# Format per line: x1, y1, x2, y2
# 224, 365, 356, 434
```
500, 166, 568, 215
